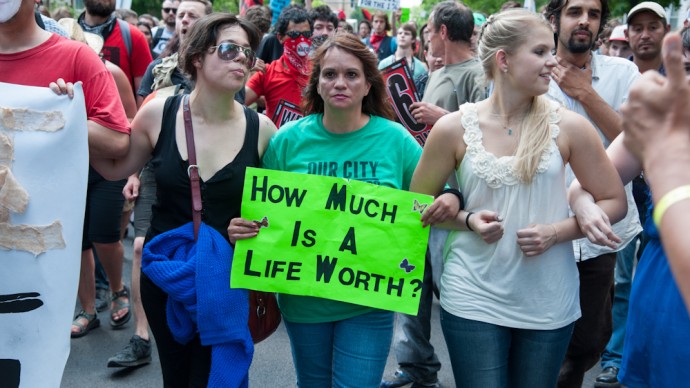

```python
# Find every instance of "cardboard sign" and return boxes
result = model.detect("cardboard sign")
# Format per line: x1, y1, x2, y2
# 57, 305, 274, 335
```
381, 58, 432, 146
231, 168, 432, 315
271, 99, 304, 128
358, 0, 400, 11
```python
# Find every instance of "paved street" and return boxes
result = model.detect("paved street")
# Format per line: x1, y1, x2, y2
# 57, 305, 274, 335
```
61, 230, 602, 387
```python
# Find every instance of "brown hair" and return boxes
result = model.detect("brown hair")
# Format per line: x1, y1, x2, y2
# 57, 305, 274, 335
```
244, 5, 271, 34
399, 21, 417, 40
179, 13, 260, 81
181, 0, 213, 16
302, 32, 394, 120
372, 11, 391, 31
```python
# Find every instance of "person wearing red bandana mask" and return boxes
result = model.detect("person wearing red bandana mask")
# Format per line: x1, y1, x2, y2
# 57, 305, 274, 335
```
246, 6, 313, 128
363, 11, 397, 62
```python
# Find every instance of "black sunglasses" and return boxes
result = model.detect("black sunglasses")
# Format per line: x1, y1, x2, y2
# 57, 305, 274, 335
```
163, 7, 177, 14
285, 30, 313, 39
209, 42, 257, 68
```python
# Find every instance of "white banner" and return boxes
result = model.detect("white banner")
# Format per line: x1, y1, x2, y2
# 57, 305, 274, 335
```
358, 0, 400, 11
0, 82, 88, 388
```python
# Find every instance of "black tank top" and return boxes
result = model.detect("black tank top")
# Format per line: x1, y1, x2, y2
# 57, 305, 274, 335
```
146, 94, 260, 243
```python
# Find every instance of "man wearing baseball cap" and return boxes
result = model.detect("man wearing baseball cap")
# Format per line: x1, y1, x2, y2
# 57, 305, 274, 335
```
626, 1, 670, 74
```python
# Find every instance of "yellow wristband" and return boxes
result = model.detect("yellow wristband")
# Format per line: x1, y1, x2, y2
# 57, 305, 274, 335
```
653, 185, 690, 227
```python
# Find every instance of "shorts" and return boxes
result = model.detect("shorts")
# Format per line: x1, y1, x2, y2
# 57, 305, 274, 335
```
133, 164, 157, 238
82, 167, 127, 250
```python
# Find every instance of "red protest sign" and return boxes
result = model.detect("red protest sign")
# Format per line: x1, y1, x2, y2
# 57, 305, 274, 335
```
380, 58, 432, 146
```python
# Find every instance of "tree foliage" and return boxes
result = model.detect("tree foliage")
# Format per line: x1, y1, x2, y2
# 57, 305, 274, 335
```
417, 0, 680, 20
131, 0, 681, 27
132, 0, 239, 17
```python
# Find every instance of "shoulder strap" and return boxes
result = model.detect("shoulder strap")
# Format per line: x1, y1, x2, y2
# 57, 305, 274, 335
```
152, 27, 164, 46
182, 95, 202, 240
117, 19, 135, 93
244, 106, 260, 131
34, 11, 46, 30
242, 107, 261, 161
117, 19, 132, 57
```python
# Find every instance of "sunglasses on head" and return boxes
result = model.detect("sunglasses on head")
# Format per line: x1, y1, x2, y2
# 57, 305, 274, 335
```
163, 7, 177, 14
209, 42, 257, 68
285, 30, 313, 39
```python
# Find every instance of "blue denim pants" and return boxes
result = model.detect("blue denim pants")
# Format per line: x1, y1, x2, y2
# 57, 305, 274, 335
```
600, 234, 641, 370
284, 310, 394, 388
441, 309, 575, 388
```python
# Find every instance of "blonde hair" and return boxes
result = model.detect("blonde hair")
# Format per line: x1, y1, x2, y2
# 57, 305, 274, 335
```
479, 9, 553, 183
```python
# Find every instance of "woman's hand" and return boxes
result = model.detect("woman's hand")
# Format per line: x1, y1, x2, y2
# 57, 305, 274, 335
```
252, 58, 266, 73
573, 200, 621, 249
468, 210, 504, 244
48, 78, 76, 99
122, 175, 140, 202
517, 224, 559, 257
421, 193, 459, 227
227, 217, 260, 245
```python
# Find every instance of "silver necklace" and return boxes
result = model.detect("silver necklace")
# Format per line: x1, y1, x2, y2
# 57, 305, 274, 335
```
503, 121, 514, 136
491, 114, 519, 136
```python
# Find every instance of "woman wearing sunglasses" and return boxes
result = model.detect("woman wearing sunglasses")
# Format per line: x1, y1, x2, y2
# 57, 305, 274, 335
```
229, 32, 457, 388
90, 13, 277, 386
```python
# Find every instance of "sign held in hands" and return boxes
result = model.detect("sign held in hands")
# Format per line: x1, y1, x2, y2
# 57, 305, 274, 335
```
231, 168, 432, 315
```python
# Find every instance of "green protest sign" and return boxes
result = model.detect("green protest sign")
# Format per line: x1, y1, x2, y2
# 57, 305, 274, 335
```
231, 167, 433, 315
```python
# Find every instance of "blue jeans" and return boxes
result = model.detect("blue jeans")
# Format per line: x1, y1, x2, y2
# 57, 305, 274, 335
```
284, 310, 394, 388
441, 309, 575, 388
600, 234, 640, 369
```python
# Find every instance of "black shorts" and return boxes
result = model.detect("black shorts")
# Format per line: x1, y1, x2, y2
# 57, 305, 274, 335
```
82, 167, 127, 250
133, 164, 157, 238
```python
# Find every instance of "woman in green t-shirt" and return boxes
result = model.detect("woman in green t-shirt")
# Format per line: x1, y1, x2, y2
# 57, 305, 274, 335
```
229, 32, 457, 387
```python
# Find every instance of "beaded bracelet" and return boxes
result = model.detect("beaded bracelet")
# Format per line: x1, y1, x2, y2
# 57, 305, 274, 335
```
653, 185, 690, 227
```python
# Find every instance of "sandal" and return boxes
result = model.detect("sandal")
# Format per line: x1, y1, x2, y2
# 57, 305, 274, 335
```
110, 285, 131, 329
71, 310, 100, 338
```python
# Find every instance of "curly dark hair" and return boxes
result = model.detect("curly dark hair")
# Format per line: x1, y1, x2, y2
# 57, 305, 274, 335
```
544, 0, 610, 40
302, 32, 394, 120
310, 5, 338, 28
275, 5, 313, 36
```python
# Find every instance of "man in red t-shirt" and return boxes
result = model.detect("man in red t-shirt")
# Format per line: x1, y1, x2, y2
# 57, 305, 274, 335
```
0, 0, 130, 154
245, 6, 313, 128
78, 0, 153, 96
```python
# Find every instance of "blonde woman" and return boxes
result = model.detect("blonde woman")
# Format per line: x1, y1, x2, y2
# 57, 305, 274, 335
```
410, 10, 626, 387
